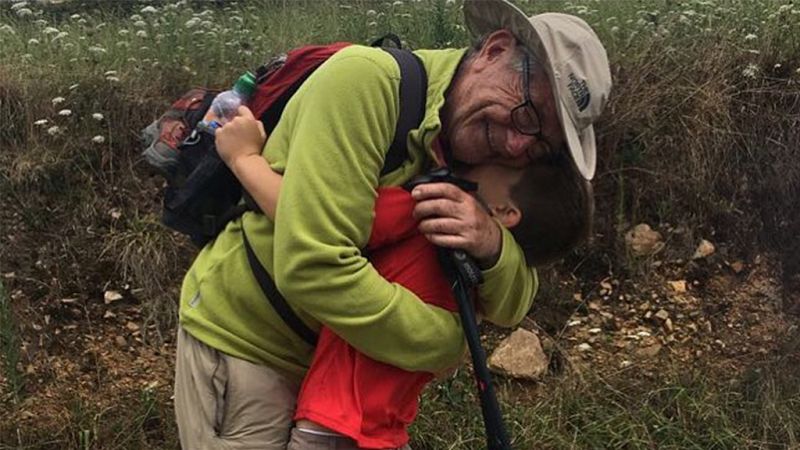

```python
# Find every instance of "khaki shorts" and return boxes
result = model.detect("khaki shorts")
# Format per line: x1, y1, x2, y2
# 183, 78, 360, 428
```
174, 327, 301, 450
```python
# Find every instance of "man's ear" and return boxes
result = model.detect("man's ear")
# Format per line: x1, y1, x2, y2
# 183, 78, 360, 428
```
491, 203, 522, 228
472, 29, 517, 72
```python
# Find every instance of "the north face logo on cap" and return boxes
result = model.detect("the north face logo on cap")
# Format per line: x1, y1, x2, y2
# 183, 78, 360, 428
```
567, 73, 591, 112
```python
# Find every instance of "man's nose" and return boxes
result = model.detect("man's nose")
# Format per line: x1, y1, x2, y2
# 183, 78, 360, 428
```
505, 128, 535, 159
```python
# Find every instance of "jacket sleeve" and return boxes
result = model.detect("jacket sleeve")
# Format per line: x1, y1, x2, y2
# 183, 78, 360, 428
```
478, 224, 538, 327
272, 53, 465, 373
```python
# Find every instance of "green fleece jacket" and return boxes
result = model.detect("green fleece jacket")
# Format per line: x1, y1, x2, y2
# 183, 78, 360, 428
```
179, 45, 538, 381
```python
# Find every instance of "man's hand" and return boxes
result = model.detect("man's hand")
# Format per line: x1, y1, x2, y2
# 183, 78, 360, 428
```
215, 106, 267, 176
411, 183, 502, 267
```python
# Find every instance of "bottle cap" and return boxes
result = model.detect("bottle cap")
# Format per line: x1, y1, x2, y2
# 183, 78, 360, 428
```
233, 71, 257, 98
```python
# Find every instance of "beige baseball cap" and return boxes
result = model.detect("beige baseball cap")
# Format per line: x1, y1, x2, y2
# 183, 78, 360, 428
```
463, 0, 611, 180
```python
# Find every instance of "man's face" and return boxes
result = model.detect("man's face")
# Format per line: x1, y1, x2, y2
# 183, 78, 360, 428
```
447, 31, 564, 168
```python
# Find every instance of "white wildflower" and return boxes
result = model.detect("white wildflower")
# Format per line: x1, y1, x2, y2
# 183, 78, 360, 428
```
392, 0, 403, 6
53, 32, 68, 40
104, 70, 117, 76
742, 63, 760, 79
185, 18, 200, 28
118, 29, 129, 36
116, 41, 129, 48
141, 6, 157, 14
106, 76, 120, 82
774, 63, 782, 69
92, 113, 104, 121
69, 84, 79, 90
15, 8, 33, 17
778, 4, 792, 14
28, 38, 40, 45
34, 119, 48, 126
230, 16, 243, 23
130, 14, 142, 21
11, 2, 29, 10
58, 109, 72, 116
367, 21, 377, 27
134, 20, 147, 28
70, 14, 81, 20
366, 9, 377, 16
0, 24, 15, 34
78, 18, 87, 25
88, 45, 107, 54
51, 96, 66, 105
43, 27, 59, 34
47, 125, 61, 135
136, 30, 148, 38
339, 4, 352, 9
33, 19, 47, 26
795, 67, 800, 75
744, 33, 757, 41
95, 22, 107, 30
91, 135, 105, 144
611, 26, 620, 33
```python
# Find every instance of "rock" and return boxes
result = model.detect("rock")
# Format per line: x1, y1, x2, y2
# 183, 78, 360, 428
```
654, 309, 670, 321
664, 318, 674, 333
104, 290, 123, 304
115, 336, 128, 347
668, 280, 687, 293
577, 343, 592, 352
624, 224, 664, 257
488, 328, 549, 381
125, 321, 140, 332
635, 343, 662, 358
692, 239, 715, 259
729, 260, 745, 273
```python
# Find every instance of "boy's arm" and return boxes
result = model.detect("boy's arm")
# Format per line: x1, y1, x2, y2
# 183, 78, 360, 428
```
216, 106, 282, 219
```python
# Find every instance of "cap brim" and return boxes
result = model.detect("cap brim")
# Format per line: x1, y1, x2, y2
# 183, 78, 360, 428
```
464, 0, 595, 179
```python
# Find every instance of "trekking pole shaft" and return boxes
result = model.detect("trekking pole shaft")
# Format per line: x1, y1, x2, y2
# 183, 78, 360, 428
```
452, 280, 512, 450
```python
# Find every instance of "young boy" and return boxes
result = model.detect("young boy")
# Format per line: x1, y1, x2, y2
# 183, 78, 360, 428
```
215, 107, 592, 449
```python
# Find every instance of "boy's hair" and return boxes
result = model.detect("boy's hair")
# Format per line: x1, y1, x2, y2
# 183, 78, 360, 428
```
508, 154, 594, 267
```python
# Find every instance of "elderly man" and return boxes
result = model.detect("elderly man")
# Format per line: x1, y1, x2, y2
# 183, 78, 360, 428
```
174, 0, 611, 448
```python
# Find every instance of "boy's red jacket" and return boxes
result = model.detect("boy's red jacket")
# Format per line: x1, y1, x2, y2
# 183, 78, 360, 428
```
294, 186, 458, 448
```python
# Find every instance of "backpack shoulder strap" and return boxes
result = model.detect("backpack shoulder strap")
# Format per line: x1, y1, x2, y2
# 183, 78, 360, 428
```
242, 228, 318, 346
380, 47, 428, 176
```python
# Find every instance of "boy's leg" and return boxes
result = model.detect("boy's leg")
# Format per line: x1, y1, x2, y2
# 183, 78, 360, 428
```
174, 326, 300, 449
286, 424, 414, 450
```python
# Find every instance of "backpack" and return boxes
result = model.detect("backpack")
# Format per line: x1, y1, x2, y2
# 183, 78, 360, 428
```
142, 38, 426, 247
142, 37, 428, 345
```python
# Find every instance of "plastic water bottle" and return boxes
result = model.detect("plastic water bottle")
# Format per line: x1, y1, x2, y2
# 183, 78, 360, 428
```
198, 71, 257, 133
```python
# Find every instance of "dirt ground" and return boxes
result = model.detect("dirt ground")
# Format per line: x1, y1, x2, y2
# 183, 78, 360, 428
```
1, 203, 798, 445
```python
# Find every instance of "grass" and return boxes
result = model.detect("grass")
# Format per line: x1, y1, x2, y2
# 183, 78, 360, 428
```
412, 359, 800, 449
0, 280, 24, 403
1, 0, 799, 448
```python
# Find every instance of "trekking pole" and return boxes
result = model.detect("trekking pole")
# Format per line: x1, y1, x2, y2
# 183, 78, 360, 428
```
405, 167, 513, 449
439, 248, 513, 450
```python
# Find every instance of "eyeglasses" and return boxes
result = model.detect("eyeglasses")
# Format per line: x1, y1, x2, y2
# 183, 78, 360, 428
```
510, 53, 553, 160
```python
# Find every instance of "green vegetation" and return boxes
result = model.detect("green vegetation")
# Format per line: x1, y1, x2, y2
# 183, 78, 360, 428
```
0, 280, 24, 402
1, 0, 798, 448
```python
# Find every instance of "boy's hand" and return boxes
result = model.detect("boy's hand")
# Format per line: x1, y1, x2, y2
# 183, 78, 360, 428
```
215, 106, 267, 175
